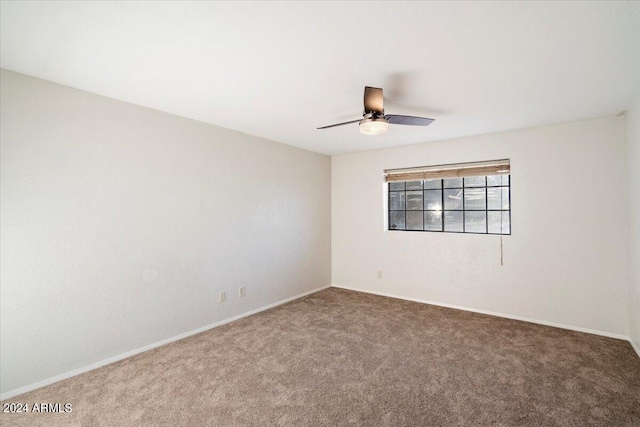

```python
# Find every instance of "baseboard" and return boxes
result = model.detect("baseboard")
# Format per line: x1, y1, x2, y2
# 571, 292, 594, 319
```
630, 338, 640, 359
331, 284, 630, 341
0, 285, 331, 401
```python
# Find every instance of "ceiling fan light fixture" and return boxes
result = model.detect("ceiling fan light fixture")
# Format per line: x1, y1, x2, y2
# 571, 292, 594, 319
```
359, 117, 389, 135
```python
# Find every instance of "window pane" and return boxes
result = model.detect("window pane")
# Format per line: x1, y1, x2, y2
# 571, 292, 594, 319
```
488, 211, 510, 234
389, 191, 405, 210
443, 177, 463, 188
406, 180, 422, 190
465, 211, 487, 233
424, 211, 443, 231
424, 190, 443, 210
486, 174, 509, 186
502, 211, 511, 234
503, 187, 510, 209
488, 211, 502, 234
424, 179, 442, 189
464, 176, 485, 187
464, 188, 486, 210
389, 182, 405, 191
406, 191, 423, 210
406, 211, 423, 230
444, 189, 463, 210
389, 211, 405, 230
487, 187, 509, 210
444, 211, 463, 232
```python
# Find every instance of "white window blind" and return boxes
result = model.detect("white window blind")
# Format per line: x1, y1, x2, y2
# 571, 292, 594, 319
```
384, 159, 510, 182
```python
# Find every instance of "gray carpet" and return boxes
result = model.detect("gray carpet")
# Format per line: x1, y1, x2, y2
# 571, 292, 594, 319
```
1, 288, 639, 426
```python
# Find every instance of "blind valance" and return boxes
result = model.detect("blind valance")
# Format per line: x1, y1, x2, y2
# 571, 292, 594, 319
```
384, 159, 510, 182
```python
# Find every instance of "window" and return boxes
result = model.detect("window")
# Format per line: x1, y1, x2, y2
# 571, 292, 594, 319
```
386, 160, 510, 235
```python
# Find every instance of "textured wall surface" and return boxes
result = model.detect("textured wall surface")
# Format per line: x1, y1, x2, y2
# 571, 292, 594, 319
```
0, 70, 331, 395
332, 117, 629, 336
625, 97, 640, 352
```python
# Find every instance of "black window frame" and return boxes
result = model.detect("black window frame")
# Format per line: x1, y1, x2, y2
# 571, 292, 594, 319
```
388, 174, 511, 235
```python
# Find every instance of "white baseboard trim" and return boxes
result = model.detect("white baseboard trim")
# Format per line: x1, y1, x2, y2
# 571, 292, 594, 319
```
630, 339, 640, 359
0, 285, 331, 401
331, 284, 631, 341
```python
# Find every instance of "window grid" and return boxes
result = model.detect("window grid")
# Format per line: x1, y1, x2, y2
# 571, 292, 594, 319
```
388, 175, 511, 235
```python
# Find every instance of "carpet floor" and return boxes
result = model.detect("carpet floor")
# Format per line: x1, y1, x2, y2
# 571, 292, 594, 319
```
1, 288, 639, 426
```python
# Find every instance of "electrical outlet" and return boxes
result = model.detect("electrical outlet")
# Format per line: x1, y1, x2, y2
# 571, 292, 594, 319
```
239, 286, 246, 297
377, 271, 383, 279
219, 291, 226, 302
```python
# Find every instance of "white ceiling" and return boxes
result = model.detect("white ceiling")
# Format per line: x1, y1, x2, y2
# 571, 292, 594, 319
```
1, 1, 639, 155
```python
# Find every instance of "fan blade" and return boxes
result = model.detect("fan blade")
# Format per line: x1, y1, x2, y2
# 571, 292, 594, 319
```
364, 86, 384, 115
317, 119, 361, 130
385, 114, 435, 126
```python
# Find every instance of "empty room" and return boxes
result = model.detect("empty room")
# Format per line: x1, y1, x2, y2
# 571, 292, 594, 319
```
1, 1, 639, 426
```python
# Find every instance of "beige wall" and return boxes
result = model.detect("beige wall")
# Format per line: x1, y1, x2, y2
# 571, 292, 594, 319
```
332, 117, 629, 337
0, 70, 332, 395
625, 96, 640, 354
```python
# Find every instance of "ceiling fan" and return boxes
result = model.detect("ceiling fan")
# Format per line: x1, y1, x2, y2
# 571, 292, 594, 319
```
318, 86, 435, 135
